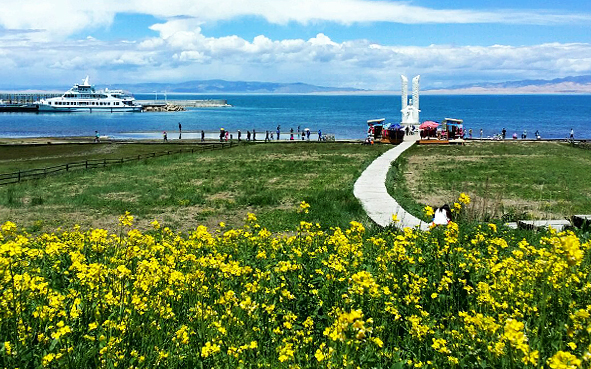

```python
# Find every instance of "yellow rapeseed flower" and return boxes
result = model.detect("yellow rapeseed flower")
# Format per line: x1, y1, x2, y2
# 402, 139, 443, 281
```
547, 351, 582, 369
298, 201, 310, 214
118, 211, 134, 227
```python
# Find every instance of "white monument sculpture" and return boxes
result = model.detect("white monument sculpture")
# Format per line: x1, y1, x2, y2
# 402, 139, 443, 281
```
400, 75, 420, 127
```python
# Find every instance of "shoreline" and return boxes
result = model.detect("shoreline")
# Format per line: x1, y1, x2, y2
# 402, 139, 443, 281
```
0, 133, 350, 146
1, 135, 587, 147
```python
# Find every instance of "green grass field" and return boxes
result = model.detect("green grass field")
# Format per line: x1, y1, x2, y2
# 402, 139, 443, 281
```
0, 142, 209, 173
387, 141, 591, 221
0, 142, 390, 233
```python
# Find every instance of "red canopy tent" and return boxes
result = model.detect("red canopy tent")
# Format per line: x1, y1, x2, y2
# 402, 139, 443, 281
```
419, 121, 439, 129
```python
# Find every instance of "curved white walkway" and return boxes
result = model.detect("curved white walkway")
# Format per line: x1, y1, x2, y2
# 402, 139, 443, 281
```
354, 138, 429, 230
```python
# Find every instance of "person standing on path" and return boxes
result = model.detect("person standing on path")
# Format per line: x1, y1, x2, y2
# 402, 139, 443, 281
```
201, 130, 205, 142
163, 131, 168, 142
480, 128, 483, 140
276, 125, 280, 140
468, 128, 473, 139
253, 129, 256, 141
94, 130, 100, 143
306, 129, 311, 140
238, 130, 241, 141
502, 128, 506, 140
265, 131, 270, 142
318, 129, 322, 141
225, 130, 229, 142
247, 130, 251, 141
570, 128, 574, 141
219, 128, 225, 142
178, 122, 182, 139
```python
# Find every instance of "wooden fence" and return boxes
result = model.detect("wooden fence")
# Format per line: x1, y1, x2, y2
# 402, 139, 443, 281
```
0, 142, 236, 186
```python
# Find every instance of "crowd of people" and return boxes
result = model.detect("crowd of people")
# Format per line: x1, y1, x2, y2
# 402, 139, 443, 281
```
214, 125, 321, 143
460, 127, 577, 141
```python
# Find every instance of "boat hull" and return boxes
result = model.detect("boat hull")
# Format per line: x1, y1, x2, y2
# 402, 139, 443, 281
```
37, 105, 141, 112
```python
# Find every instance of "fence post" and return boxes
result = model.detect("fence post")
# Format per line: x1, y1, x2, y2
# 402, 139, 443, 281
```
66, 164, 69, 172
18, 170, 21, 182
85, 160, 88, 169
104, 159, 106, 167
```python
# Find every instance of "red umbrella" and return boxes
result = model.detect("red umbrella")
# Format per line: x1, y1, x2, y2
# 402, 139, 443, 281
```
419, 121, 439, 129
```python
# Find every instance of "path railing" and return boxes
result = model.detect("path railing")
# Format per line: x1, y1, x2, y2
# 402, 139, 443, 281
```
0, 142, 237, 186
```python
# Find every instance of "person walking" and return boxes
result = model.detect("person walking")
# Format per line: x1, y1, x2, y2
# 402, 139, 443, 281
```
468, 128, 473, 139
480, 128, 483, 140
502, 128, 506, 140
163, 131, 168, 142
318, 129, 322, 141
276, 125, 280, 140
178, 122, 182, 139
238, 130, 241, 141
201, 130, 205, 142
252, 129, 256, 141
225, 130, 229, 142
94, 130, 100, 143
522, 130, 527, 139
306, 129, 311, 140
297, 125, 301, 138
265, 130, 270, 142
219, 128, 225, 142
247, 130, 251, 141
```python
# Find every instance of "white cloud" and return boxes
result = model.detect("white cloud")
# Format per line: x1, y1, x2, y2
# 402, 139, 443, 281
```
2, 0, 591, 42
1, 0, 590, 89
1, 24, 591, 89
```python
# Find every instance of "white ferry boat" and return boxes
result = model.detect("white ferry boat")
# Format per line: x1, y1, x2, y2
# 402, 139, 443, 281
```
37, 77, 141, 112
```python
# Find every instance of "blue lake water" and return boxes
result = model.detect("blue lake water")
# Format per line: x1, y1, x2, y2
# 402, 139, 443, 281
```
0, 94, 590, 140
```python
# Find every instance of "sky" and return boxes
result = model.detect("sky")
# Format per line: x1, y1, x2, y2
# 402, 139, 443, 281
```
1, 0, 591, 90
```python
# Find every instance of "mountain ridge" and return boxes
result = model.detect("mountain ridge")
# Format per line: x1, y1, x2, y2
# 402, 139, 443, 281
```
425, 75, 591, 94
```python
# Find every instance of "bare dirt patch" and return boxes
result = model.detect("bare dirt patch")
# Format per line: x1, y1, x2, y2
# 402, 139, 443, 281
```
103, 192, 139, 203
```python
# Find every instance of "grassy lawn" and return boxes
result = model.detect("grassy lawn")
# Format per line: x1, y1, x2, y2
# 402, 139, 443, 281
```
387, 141, 591, 221
0, 142, 214, 173
0, 142, 390, 233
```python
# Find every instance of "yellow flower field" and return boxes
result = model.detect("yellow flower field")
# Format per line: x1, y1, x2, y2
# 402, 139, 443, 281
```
1, 209, 590, 368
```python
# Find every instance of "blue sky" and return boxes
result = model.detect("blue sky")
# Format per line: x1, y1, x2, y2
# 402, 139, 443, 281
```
1, 0, 591, 90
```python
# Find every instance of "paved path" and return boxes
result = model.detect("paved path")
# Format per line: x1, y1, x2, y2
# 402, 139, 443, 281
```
354, 137, 429, 230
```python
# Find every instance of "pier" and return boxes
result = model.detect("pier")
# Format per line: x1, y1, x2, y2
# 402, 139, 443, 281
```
135, 99, 230, 108
0, 93, 61, 104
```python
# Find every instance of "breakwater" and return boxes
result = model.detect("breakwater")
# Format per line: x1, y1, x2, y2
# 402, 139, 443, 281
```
135, 99, 230, 108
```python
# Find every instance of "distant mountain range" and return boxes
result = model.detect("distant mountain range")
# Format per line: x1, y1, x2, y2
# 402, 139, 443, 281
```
4, 75, 591, 94
107, 80, 364, 94
0, 79, 363, 94
425, 75, 591, 94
